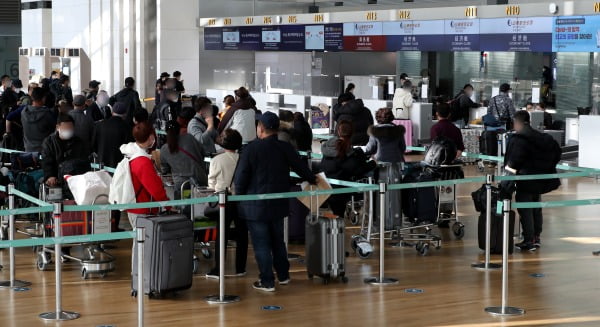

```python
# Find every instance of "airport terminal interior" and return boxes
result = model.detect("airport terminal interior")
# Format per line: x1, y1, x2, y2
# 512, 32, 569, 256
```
2, 0, 600, 326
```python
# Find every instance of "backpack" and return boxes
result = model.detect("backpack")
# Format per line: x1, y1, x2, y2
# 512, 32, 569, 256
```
108, 157, 137, 209
448, 95, 462, 121
424, 137, 458, 166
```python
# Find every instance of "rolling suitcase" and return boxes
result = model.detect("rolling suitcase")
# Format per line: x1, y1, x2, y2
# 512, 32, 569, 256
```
305, 193, 348, 284
132, 214, 194, 297
402, 168, 438, 224
479, 130, 498, 156
477, 211, 515, 254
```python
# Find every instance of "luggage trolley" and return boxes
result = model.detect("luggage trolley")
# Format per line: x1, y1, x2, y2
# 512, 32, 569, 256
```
180, 180, 217, 275
36, 185, 116, 279
433, 164, 466, 240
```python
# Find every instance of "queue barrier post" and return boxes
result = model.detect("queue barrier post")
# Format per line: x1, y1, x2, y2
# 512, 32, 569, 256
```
39, 202, 80, 321
0, 184, 32, 289
137, 227, 145, 327
472, 175, 502, 271
485, 199, 525, 316
496, 134, 503, 176
364, 183, 398, 286
205, 191, 240, 304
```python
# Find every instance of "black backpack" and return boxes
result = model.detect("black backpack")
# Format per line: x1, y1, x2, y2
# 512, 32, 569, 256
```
424, 137, 458, 166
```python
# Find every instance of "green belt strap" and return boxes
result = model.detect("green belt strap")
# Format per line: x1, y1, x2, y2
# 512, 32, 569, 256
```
0, 231, 136, 249
513, 198, 600, 209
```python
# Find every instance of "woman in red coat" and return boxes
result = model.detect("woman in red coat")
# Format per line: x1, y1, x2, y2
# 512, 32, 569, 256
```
120, 121, 169, 230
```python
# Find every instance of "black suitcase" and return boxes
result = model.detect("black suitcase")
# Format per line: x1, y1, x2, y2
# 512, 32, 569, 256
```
402, 169, 438, 224
477, 211, 515, 254
479, 130, 498, 156
132, 214, 194, 297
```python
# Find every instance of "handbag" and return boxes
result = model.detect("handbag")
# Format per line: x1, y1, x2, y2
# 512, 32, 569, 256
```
482, 97, 503, 127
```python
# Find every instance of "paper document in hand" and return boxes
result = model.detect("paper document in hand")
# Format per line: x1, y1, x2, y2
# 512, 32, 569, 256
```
298, 172, 332, 214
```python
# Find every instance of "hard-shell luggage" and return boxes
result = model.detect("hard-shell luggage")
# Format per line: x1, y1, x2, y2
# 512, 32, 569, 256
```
374, 163, 402, 230
479, 130, 498, 156
402, 168, 438, 224
305, 190, 348, 284
477, 211, 515, 254
132, 214, 194, 297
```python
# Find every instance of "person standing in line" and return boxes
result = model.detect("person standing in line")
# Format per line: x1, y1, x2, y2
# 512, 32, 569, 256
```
110, 77, 143, 126
235, 112, 317, 292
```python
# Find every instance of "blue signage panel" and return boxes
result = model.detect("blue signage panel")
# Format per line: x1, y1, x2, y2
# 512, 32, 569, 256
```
384, 20, 445, 51
324, 23, 344, 51
553, 16, 599, 52
480, 17, 553, 52
204, 27, 223, 50
444, 19, 480, 51
261, 25, 305, 51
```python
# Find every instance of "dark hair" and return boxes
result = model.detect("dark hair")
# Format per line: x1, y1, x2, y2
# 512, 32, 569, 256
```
1, 74, 10, 81
526, 102, 534, 107
57, 113, 74, 125
403, 80, 413, 88
125, 77, 135, 88
194, 96, 212, 113
223, 95, 235, 106
376, 108, 395, 124
293, 112, 306, 122
50, 71, 58, 77
345, 83, 355, 93
335, 120, 353, 159
220, 128, 243, 151
279, 110, 294, 123
59, 75, 70, 83
133, 108, 149, 124
463, 84, 474, 90
537, 103, 546, 109
31, 87, 45, 102
165, 120, 180, 154
178, 106, 195, 120
500, 83, 511, 93
337, 92, 354, 105
173, 71, 182, 77
13, 79, 23, 89
234, 86, 250, 99
400, 73, 408, 80
132, 121, 154, 143
436, 103, 451, 119
513, 110, 530, 124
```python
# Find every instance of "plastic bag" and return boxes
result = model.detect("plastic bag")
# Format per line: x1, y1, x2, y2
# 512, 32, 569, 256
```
66, 171, 112, 205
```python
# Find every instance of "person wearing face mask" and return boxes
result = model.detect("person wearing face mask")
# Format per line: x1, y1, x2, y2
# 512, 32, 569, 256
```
188, 96, 218, 155
120, 121, 169, 229
41, 114, 91, 188
86, 90, 112, 122
451, 84, 480, 128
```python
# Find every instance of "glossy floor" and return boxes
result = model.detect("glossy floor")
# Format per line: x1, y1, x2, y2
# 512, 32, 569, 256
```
1, 167, 600, 327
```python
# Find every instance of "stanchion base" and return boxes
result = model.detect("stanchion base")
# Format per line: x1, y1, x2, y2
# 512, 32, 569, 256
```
204, 295, 241, 304
39, 310, 81, 321
0, 279, 31, 288
485, 306, 525, 316
288, 253, 301, 260
364, 277, 399, 285
471, 262, 502, 271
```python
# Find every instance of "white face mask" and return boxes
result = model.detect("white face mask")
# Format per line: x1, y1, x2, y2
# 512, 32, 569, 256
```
58, 129, 74, 140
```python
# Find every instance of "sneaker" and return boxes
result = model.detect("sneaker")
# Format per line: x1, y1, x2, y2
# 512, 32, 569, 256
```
252, 281, 275, 292
515, 242, 537, 252
279, 278, 291, 285
533, 236, 541, 248
205, 270, 219, 280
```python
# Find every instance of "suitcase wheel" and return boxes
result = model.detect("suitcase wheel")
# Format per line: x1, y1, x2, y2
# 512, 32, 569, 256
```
416, 242, 430, 256
452, 222, 465, 240
341, 275, 349, 284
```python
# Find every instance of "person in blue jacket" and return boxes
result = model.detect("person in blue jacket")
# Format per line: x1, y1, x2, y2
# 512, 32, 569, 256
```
234, 112, 317, 292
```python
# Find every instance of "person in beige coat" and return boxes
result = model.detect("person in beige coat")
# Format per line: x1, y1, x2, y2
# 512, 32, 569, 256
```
392, 80, 414, 120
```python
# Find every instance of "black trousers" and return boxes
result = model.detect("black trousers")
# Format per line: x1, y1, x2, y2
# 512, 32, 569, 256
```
515, 191, 543, 243
212, 203, 248, 274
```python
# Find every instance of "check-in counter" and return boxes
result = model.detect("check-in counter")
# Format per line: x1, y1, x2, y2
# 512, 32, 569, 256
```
206, 89, 235, 109
282, 94, 310, 115
410, 102, 434, 145
579, 116, 600, 169
252, 92, 284, 113
565, 117, 579, 146
362, 99, 393, 119
469, 107, 488, 122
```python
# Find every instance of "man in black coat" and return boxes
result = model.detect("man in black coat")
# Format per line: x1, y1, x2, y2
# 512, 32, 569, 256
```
451, 84, 480, 127
86, 90, 112, 122
92, 102, 133, 168
109, 77, 142, 126
502, 110, 561, 252
235, 112, 317, 292
41, 114, 91, 187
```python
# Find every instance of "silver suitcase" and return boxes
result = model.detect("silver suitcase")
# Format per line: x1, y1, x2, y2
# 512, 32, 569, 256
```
305, 192, 348, 284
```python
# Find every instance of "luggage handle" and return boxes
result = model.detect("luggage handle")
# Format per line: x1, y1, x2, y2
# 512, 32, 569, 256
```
307, 185, 319, 225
